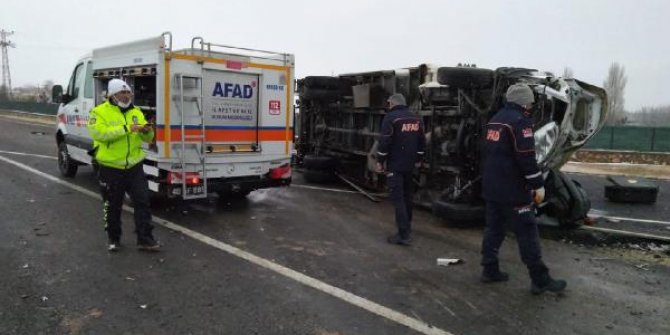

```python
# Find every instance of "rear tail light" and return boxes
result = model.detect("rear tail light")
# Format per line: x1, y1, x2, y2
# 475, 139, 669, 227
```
269, 164, 291, 180
167, 172, 201, 185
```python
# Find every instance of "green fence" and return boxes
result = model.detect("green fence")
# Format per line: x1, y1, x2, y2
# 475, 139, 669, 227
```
584, 126, 670, 152
0, 101, 59, 115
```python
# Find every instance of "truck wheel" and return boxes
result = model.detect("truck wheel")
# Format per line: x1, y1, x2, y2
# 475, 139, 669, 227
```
303, 169, 335, 184
437, 67, 494, 89
302, 155, 338, 170
58, 142, 78, 178
544, 170, 590, 227
300, 88, 340, 100
432, 200, 485, 225
302, 76, 341, 89
217, 190, 252, 200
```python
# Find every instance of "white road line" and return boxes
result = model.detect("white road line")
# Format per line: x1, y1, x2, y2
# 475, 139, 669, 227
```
581, 226, 670, 243
292, 183, 387, 197
291, 183, 359, 194
0, 150, 57, 160
595, 214, 670, 226
5, 148, 667, 230
0, 154, 454, 335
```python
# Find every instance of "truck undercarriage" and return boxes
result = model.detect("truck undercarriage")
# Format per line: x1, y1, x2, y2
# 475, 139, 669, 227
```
296, 65, 607, 226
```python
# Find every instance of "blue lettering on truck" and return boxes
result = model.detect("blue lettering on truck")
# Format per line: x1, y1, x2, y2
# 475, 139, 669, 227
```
212, 82, 254, 98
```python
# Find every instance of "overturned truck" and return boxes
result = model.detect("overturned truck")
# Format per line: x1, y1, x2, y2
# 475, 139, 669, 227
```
296, 65, 607, 226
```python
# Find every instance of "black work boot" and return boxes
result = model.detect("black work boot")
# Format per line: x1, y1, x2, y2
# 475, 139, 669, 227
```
481, 270, 509, 283
137, 236, 161, 252
387, 234, 412, 246
531, 276, 567, 295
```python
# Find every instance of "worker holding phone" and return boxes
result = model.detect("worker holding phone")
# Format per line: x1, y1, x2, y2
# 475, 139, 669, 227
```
87, 78, 159, 252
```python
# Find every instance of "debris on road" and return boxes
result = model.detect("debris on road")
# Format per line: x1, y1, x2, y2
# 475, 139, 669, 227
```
89, 308, 104, 319
335, 172, 381, 202
635, 264, 650, 271
437, 258, 464, 266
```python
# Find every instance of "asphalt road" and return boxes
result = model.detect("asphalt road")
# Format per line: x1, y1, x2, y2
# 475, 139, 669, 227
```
0, 112, 669, 335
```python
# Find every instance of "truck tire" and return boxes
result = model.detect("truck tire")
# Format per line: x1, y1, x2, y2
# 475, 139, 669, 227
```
432, 200, 485, 225
544, 170, 590, 227
58, 142, 78, 178
437, 67, 494, 89
303, 169, 335, 184
302, 155, 338, 170
217, 190, 252, 200
302, 76, 341, 89
300, 88, 340, 100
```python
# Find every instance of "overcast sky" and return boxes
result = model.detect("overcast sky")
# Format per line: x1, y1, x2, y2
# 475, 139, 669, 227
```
1, 0, 667, 110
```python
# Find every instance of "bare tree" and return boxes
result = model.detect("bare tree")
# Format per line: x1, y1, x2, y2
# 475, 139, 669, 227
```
42, 80, 54, 92
562, 67, 574, 79
40, 80, 54, 102
603, 62, 627, 125
0, 84, 8, 101
632, 105, 670, 126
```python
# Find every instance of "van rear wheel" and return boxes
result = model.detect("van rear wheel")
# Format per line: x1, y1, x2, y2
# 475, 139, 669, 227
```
58, 142, 78, 178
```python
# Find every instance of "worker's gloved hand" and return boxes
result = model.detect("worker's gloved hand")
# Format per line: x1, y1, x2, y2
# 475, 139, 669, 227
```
532, 187, 545, 204
129, 124, 145, 133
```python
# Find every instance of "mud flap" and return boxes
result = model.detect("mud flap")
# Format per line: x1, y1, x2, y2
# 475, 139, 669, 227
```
542, 170, 591, 227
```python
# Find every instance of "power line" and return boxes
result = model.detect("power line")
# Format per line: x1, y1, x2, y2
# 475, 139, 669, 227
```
1, 29, 16, 100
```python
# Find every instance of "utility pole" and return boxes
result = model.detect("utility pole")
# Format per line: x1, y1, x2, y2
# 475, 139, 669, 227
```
1, 29, 16, 100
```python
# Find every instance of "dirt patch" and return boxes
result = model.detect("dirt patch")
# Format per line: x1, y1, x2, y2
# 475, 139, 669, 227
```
572, 149, 670, 165
562, 162, 670, 180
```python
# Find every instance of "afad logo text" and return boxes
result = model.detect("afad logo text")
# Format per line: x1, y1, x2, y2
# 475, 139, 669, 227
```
212, 81, 256, 98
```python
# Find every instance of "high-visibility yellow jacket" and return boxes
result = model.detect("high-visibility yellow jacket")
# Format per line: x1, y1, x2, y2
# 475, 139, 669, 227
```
87, 100, 154, 170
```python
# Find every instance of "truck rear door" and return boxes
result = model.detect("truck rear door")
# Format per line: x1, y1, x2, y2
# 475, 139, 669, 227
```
203, 70, 260, 153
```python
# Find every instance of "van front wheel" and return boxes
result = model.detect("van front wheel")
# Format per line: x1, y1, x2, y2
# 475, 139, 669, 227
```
58, 142, 78, 177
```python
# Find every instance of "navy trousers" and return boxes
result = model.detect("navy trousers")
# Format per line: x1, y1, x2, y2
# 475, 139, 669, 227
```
387, 171, 414, 239
481, 201, 549, 283
98, 163, 154, 243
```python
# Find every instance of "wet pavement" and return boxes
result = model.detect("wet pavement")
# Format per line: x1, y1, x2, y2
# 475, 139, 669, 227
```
1, 112, 669, 335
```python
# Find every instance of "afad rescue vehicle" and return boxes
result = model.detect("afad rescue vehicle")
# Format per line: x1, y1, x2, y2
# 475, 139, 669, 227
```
53, 32, 294, 199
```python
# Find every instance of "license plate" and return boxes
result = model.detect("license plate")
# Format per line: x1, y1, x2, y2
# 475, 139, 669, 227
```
186, 185, 204, 195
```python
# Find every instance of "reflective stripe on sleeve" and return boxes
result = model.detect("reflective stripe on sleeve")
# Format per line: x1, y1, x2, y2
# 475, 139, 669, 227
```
525, 171, 542, 179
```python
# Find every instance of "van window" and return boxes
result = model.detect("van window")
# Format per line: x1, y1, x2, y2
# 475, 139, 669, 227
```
67, 63, 85, 99
84, 61, 94, 99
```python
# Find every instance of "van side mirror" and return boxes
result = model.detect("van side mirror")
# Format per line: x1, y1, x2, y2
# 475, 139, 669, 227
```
52, 85, 64, 103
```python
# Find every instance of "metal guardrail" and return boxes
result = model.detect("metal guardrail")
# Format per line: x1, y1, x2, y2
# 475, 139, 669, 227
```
0, 101, 59, 115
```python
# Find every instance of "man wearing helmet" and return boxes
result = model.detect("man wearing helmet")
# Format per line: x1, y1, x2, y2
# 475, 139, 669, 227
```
480, 83, 566, 295
88, 78, 159, 252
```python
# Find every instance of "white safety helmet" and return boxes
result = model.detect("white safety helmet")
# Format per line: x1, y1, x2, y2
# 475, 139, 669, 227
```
107, 78, 132, 97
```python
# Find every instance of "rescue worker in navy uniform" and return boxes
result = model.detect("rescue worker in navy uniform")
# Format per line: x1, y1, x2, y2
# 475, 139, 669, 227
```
88, 79, 160, 252
377, 93, 426, 246
480, 83, 566, 294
